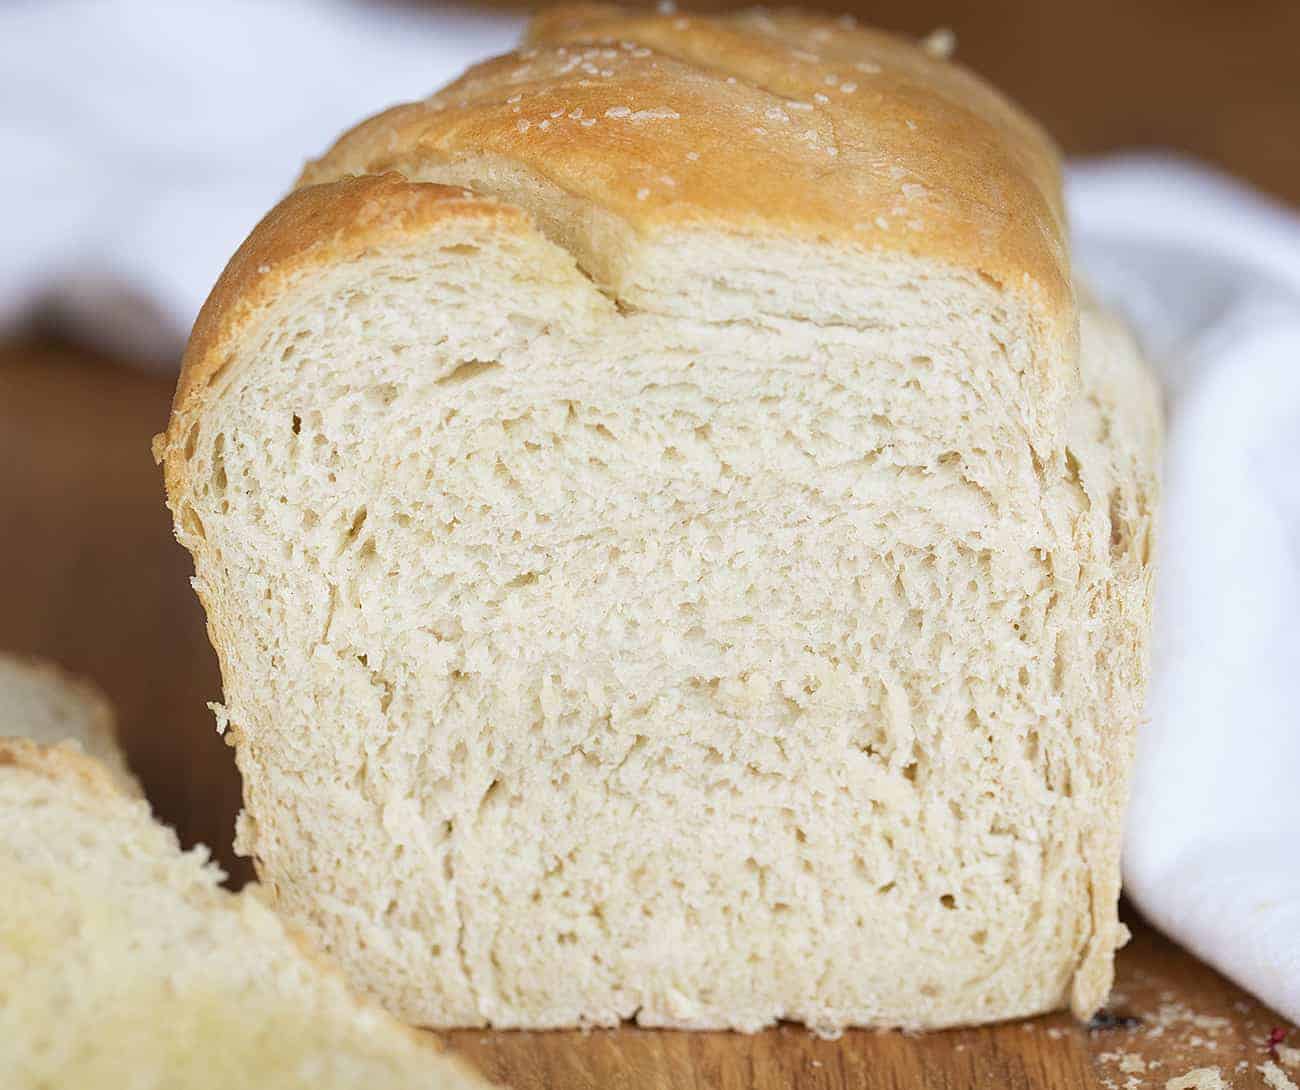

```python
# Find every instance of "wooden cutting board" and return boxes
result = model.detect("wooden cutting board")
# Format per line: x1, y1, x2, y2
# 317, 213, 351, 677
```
442, 920, 1293, 1090
1, 339, 1294, 1088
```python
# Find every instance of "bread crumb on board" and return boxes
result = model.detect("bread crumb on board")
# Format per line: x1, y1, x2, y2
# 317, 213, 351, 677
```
1259, 1060, 1300, 1090
1165, 1067, 1228, 1090
1037, 990, 1298, 1089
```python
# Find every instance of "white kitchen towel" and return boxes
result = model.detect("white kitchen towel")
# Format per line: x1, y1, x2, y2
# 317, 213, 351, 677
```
3, 0, 1299, 1026
1069, 160, 1300, 1025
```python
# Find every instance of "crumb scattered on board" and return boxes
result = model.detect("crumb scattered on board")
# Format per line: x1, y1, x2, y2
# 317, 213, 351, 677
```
1165, 1068, 1228, 1090
1259, 1061, 1299, 1090
1019, 972, 1297, 1090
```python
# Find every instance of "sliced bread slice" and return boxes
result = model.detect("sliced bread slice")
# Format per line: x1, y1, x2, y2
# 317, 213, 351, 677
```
0, 665, 491, 1089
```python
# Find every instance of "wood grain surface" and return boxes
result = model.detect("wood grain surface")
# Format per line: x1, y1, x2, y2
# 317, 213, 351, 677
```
2, 338, 1296, 1087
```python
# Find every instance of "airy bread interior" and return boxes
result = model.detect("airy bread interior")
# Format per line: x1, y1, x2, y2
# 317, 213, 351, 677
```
165, 194, 1159, 1031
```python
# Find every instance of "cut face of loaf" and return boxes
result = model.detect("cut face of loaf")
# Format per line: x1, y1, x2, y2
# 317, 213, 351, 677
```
159, 8, 1161, 1034
0, 739, 492, 1089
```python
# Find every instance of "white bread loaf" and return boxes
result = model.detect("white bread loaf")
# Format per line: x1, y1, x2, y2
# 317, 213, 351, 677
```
0, 660, 491, 1088
157, 6, 1161, 1033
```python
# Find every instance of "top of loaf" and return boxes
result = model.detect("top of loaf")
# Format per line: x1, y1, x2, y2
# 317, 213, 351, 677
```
163, 4, 1078, 441
0, 735, 127, 804
301, 4, 1070, 319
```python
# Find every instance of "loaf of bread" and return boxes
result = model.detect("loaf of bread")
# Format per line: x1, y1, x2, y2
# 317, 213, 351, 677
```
158, 6, 1161, 1032
0, 658, 491, 1088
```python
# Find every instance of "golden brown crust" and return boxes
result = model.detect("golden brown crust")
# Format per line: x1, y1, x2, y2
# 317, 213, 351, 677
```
157, 172, 533, 502
0, 737, 133, 802
0, 654, 143, 796
171, 173, 524, 417
301, 5, 1070, 317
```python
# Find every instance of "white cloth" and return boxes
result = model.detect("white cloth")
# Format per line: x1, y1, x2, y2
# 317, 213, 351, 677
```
0, 0, 523, 360
1070, 160, 1300, 1024
3, 0, 1298, 1025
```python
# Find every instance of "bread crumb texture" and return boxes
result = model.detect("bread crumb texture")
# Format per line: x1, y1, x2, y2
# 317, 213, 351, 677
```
1166, 1068, 1229, 1090
161, 5, 1161, 1033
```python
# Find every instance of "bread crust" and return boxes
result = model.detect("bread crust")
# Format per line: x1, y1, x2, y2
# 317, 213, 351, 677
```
162, 5, 1074, 469
303, 6, 1069, 310
0, 736, 129, 802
